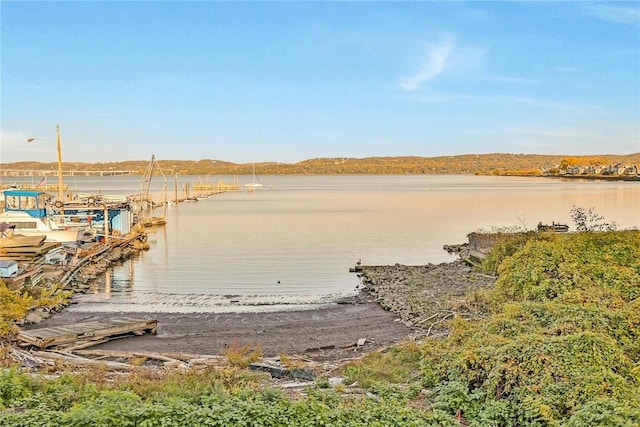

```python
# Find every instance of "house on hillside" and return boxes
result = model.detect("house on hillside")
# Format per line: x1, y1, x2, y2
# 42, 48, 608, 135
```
585, 165, 603, 175
565, 166, 584, 175
560, 162, 638, 177
602, 163, 624, 175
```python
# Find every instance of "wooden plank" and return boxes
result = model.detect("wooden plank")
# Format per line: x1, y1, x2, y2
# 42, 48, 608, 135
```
17, 317, 157, 349
31, 350, 133, 370
74, 349, 184, 364
0, 235, 46, 248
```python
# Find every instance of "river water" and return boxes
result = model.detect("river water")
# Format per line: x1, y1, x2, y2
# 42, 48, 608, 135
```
7, 174, 639, 313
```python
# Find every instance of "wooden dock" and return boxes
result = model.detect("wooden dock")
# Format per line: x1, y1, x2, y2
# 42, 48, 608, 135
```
18, 317, 157, 349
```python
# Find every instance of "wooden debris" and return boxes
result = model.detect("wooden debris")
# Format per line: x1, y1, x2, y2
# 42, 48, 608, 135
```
426, 312, 455, 336
64, 338, 110, 352
17, 316, 157, 349
31, 350, 133, 370
74, 349, 184, 365
0, 234, 47, 249
9, 347, 51, 368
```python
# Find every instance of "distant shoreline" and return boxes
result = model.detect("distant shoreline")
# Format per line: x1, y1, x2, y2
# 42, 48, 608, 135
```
2, 153, 638, 177
524, 174, 640, 182
486, 172, 639, 182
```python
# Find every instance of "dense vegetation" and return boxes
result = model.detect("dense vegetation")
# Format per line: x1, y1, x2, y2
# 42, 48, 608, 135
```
2, 153, 639, 176
1, 229, 639, 425
346, 230, 640, 425
0, 283, 70, 337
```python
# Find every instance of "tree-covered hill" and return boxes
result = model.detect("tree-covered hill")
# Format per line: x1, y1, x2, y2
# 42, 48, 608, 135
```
2, 153, 639, 176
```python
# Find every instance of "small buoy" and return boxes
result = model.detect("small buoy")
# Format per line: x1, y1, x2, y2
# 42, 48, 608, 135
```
277, 280, 281, 284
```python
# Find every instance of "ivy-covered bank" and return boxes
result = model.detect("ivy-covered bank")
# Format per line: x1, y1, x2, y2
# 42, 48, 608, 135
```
347, 230, 640, 426
1, 230, 639, 426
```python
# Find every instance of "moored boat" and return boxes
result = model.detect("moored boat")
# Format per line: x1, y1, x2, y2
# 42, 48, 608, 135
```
0, 189, 84, 243
537, 222, 569, 232
0, 210, 84, 243
245, 164, 263, 189
140, 216, 166, 227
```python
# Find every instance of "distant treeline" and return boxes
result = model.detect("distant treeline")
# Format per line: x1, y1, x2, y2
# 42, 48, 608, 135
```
2, 153, 639, 176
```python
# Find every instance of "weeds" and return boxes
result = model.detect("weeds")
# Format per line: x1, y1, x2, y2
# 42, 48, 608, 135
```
343, 339, 422, 389
223, 339, 262, 368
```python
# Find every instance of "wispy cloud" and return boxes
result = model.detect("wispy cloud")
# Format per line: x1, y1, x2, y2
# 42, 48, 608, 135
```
586, 4, 640, 25
399, 36, 454, 91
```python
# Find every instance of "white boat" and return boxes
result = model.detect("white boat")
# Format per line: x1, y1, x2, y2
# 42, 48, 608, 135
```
0, 211, 84, 243
245, 164, 263, 189
0, 189, 84, 243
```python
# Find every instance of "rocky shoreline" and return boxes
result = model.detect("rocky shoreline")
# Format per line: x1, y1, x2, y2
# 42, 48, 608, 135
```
354, 259, 495, 334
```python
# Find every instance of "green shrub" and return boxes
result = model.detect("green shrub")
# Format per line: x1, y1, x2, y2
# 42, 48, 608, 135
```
342, 340, 422, 390
0, 283, 32, 336
494, 231, 640, 303
566, 397, 640, 427
0, 367, 36, 409
414, 231, 640, 425
480, 232, 537, 276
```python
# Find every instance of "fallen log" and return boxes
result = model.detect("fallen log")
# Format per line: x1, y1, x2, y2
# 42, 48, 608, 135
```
9, 347, 51, 368
31, 350, 133, 370
74, 349, 184, 365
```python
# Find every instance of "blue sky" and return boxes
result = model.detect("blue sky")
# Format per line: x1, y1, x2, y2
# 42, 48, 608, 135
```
1, 1, 639, 163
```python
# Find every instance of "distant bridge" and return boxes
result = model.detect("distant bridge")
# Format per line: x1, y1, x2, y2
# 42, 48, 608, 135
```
0, 169, 136, 177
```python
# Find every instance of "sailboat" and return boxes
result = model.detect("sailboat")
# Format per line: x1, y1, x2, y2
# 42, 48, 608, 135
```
245, 164, 263, 189
135, 155, 167, 227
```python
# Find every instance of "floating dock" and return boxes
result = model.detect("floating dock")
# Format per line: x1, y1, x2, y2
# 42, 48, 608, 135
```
17, 317, 157, 349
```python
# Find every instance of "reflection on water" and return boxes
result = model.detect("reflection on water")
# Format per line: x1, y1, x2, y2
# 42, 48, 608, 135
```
88, 256, 135, 295
44, 175, 638, 313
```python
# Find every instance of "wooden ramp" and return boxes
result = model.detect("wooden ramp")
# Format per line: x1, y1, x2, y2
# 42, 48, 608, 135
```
18, 317, 157, 349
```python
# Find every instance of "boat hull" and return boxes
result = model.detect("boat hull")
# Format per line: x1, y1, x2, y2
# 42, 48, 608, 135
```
0, 211, 84, 243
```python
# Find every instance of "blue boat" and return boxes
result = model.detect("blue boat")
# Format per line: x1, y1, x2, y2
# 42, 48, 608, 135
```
0, 189, 84, 243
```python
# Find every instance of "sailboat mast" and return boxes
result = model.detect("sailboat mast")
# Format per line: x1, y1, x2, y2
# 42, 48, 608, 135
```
174, 173, 178, 202
56, 125, 64, 202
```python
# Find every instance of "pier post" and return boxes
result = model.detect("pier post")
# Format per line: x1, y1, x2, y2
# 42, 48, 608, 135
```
103, 205, 109, 244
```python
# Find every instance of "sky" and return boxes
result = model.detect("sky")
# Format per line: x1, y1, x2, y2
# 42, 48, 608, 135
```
1, 1, 639, 164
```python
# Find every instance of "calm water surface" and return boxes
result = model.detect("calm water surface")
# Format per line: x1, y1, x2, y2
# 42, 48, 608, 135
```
11, 175, 638, 313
